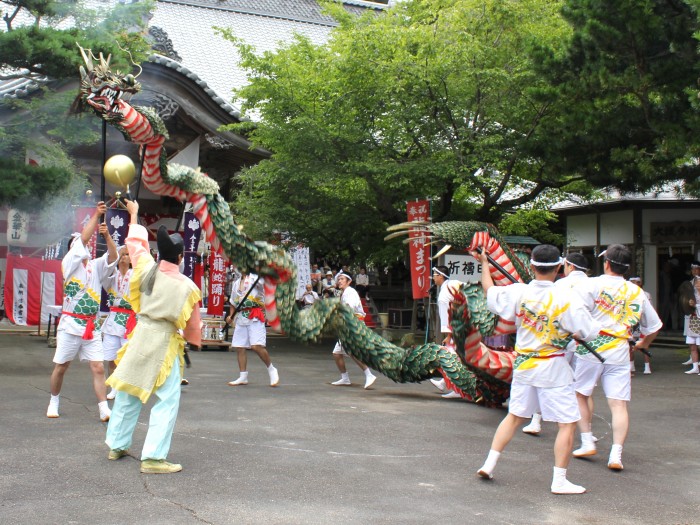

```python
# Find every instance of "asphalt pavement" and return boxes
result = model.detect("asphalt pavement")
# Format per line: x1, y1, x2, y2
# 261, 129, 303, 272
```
0, 331, 698, 525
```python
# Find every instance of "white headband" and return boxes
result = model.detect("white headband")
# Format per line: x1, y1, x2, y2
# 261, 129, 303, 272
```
432, 268, 449, 278
599, 250, 630, 267
530, 257, 563, 267
336, 271, 352, 282
564, 258, 588, 271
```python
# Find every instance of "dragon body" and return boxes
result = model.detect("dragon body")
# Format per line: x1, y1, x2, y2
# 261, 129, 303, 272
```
74, 48, 528, 406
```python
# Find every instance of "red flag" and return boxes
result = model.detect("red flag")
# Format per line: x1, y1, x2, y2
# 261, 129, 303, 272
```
407, 201, 431, 299
207, 252, 226, 316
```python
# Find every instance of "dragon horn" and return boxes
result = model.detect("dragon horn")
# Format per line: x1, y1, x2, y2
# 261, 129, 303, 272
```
77, 43, 93, 71
98, 52, 112, 69
402, 236, 430, 245
433, 244, 452, 259
383, 230, 412, 241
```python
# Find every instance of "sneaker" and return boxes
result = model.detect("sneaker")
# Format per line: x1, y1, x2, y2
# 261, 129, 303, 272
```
99, 405, 111, 423
442, 391, 461, 399
429, 378, 446, 392
268, 366, 280, 387
643, 369, 651, 375
108, 449, 129, 461
364, 373, 377, 389
140, 459, 182, 474
227, 377, 248, 386
573, 442, 597, 458
684, 366, 699, 374
106, 388, 117, 400
551, 479, 586, 494
46, 402, 59, 419
332, 377, 352, 386
181, 378, 189, 386
682, 358, 693, 365
522, 420, 541, 435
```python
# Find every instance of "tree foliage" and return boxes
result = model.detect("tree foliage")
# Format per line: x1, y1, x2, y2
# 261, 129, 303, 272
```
219, 0, 596, 264
0, 0, 153, 80
535, 0, 700, 194
0, 0, 153, 208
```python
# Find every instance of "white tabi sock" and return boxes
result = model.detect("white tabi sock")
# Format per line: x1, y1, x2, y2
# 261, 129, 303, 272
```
478, 449, 501, 479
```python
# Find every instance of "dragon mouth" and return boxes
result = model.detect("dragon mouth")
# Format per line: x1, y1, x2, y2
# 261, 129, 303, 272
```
86, 86, 126, 117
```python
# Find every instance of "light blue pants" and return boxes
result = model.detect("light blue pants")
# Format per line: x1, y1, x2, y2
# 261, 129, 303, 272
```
105, 362, 182, 460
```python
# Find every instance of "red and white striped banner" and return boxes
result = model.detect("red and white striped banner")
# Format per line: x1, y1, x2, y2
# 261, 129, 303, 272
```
4, 254, 62, 326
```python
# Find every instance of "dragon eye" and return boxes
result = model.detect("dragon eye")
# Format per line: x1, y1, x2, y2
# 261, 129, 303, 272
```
124, 74, 135, 86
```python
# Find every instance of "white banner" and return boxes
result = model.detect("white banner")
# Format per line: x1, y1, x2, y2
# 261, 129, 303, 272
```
40, 272, 56, 325
7, 208, 29, 246
442, 254, 484, 284
289, 245, 310, 298
12, 268, 28, 325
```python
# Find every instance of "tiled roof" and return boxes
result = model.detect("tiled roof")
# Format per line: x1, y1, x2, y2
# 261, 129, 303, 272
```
157, 0, 383, 25
0, 75, 48, 99
551, 182, 699, 210
0, 0, 386, 106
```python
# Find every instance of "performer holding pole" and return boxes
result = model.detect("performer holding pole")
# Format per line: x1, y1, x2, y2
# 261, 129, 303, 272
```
47, 202, 118, 421
571, 245, 662, 471
473, 244, 601, 494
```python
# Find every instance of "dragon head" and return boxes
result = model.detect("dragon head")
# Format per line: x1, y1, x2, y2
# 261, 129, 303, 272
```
71, 44, 141, 121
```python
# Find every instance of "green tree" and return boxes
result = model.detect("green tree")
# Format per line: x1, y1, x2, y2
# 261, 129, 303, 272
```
535, 0, 700, 194
219, 0, 590, 264
0, 0, 153, 210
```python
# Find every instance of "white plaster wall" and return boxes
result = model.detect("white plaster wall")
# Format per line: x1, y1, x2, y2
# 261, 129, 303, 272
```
600, 210, 634, 245
566, 214, 596, 247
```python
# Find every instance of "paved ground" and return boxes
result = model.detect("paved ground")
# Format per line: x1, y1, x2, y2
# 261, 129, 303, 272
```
0, 332, 698, 525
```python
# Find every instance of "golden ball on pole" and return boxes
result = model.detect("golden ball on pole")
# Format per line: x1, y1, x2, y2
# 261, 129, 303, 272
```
103, 155, 136, 189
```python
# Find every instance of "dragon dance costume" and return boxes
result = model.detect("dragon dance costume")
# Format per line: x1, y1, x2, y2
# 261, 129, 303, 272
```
56, 236, 116, 358
106, 224, 201, 461
101, 266, 136, 362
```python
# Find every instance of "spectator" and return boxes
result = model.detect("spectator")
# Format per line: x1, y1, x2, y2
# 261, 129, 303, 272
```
299, 284, 319, 309
321, 271, 336, 295
310, 264, 322, 293
355, 267, 370, 298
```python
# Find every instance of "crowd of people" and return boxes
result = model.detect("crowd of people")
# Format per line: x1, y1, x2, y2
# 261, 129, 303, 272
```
47, 201, 700, 492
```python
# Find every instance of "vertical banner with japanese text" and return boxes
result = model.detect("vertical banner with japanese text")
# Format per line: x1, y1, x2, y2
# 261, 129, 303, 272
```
7, 208, 29, 246
207, 252, 226, 316
407, 200, 430, 299
182, 212, 202, 281
106, 208, 129, 248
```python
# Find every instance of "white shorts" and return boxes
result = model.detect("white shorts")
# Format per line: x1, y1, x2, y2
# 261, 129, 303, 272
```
231, 321, 266, 348
574, 359, 631, 401
686, 335, 700, 345
53, 330, 104, 364
332, 341, 348, 356
102, 333, 127, 361
508, 382, 581, 424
